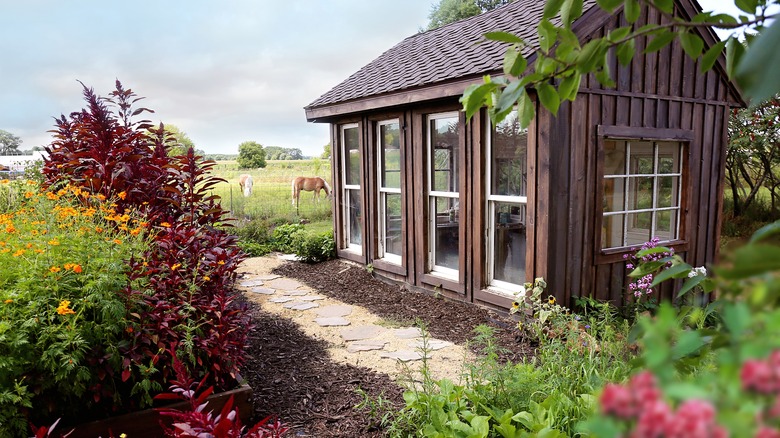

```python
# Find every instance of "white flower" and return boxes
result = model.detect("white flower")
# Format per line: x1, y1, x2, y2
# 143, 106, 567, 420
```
687, 266, 707, 278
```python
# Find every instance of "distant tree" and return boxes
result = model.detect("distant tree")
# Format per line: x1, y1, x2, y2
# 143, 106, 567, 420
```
321, 143, 331, 160
426, 0, 511, 30
0, 129, 22, 154
263, 146, 304, 160
237, 141, 267, 169
160, 124, 204, 156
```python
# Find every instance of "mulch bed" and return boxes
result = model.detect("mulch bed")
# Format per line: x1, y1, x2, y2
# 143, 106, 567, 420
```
242, 258, 533, 437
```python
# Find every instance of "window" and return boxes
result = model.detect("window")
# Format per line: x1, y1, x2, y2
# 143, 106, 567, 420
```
602, 140, 683, 249
377, 120, 402, 263
341, 124, 361, 252
427, 112, 460, 277
486, 112, 528, 292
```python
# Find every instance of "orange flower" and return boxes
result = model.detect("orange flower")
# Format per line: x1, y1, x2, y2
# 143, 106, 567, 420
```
34, 249, 44, 254
0, 179, 8, 184
95, 226, 104, 233
12, 249, 25, 257
130, 228, 141, 236
47, 239, 60, 246
50, 266, 61, 273
46, 192, 59, 200
24, 192, 34, 199
118, 191, 127, 200
171, 263, 182, 271
112, 238, 122, 245
5, 224, 15, 233
4, 299, 12, 304
56, 300, 75, 315
203, 275, 210, 282
96, 193, 106, 201
72, 264, 83, 274
126, 326, 134, 333
160, 222, 172, 228
217, 260, 225, 265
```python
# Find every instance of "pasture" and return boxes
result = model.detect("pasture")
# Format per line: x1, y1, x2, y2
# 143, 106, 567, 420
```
210, 158, 333, 229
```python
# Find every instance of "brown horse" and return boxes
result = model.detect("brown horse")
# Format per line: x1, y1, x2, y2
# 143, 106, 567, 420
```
292, 176, 331, 209
238, 174, 253, 197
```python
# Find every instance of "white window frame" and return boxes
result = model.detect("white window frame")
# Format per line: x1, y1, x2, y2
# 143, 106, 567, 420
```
427, 112, 460, 279
341, 123, 362, 253
486, 113, 527, 294
377, 119, 402, 264
602, 140, 683, 249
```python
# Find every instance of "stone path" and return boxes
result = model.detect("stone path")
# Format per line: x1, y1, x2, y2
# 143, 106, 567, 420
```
237, 256, 471, 383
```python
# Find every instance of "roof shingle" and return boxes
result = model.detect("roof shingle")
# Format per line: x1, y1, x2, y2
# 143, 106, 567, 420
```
306, 0, 588, 110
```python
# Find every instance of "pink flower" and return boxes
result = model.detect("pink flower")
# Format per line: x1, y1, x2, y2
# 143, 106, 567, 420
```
756, 426, 780, 438
600, 383, 635, 419
742, 359, 776, 394
664, 399, 721, 438
630, 399, 672, 438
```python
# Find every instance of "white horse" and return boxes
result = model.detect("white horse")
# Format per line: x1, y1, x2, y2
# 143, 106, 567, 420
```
238, 174, 253, 197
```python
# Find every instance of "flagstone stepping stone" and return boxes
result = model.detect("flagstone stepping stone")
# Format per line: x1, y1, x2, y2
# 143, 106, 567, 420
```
380, 350, 426, 362
281, 290, 308, 296
316, 305, 353, 318
267, 278, 304, 290
340, 325, 385, 342
297, 295, 325, 301
283, 302, 319, 311
278, 254, 300, 261
410, 339, 454, 351
392, 327, 423, 339
239, 279, 265, 287
315, 317, 351, 327
269, 297, 295, 303
249, 287, 276, 295
256, 274, 280, 281
347, 340, 388, 353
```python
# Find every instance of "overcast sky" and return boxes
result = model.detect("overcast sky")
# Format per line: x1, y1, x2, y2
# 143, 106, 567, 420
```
0, 0, 762, 157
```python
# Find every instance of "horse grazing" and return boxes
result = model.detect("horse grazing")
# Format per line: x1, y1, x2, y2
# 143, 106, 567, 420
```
238, 174, 253, 197
292, 176, 331, 209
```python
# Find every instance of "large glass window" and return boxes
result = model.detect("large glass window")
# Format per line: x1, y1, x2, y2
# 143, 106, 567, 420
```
487, 112, 527, 292
377, 120, 402, 262
602, 140, 683, 249
427, 112, 460, 277
341, 124, 361, 252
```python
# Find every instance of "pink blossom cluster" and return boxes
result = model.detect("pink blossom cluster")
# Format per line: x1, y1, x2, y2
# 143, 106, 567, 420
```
741, 351, 780, 432
628, 274, 655, 297
623, 237, 675, 298
599, 371, 728, 438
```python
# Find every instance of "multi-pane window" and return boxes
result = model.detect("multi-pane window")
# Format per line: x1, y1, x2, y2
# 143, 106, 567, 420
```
487, 112, 527, 292
341, 124, 361, 252
427, 112, 460, 277
377, 120, 402, 263
602, 140, 683, 249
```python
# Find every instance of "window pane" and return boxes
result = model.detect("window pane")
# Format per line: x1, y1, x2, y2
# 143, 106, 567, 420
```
658, 142, 681, 174
655, 210, 677, 241
432, 196, 459, 270
491, 113, 527, 196
493, 202, 526, 284
604, 140, 626, 176
344, 127, 360, 185
628, 177, 654, 210
381, 122, 401, 189
383, 193, 402, 257
602, 214, 625, 248
657, 176, 679, 208
629, 141, 654, 174
626, 212, 652, 246
430, 116, 459, 193
603, 177, 626, 213
347, 189, 362, 246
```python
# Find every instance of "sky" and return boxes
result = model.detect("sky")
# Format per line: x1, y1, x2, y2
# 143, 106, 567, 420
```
0, 0, 766, 157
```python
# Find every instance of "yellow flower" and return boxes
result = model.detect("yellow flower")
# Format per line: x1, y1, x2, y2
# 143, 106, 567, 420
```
12, 249, 25, 257
4, 299, 12, 304
160, 222, 172, 228
0, 179, 8, 184
95, 226, 104, 233
57, 300, 75, 315
512, 301, 520, 309
217, 260, 225, 265
24, 192, 34, 199
171, 263, 182, 271
46, 192, 59, 200
203, 275, 210, 282
96, 193, 106, 201
47, 239, 60, 246
130, 228, 141, 236
118, 191, 127, 200
548, 296, 556, 305
50, 266, 61, 273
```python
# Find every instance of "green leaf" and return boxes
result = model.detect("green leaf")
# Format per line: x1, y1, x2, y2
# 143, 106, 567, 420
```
503, 47, 527, 77
496, 81, 525, 115
661, 382, 710, 400
735, 0, 758, 14
736, 18, 780, 104
543, 0, 565, 20
517, 90, 535, 128
650, 263, 693, 288
717, 244, 780, 279
560, 0, 584, 27
558, 73, 581, 101
679, 31, 704, 59
624, 0, 641, 23
538, 20, 559, 53
607, 26, 632, 43
484, 31, 525, 44
644, 30, 677, 54
700, 40, 727, 73
576, 39, 608, 73
676, 275, 706, 299
617, 39, 636, 65
672, 330, 704, 359
723, 301, 750, 337
634, 246, 673, 258
725, 36, 746, 78
537, 83, 561, 115
652, 0, 674, 14
749, 220, 780, 244
595, 0, 623, 13
460, 82, 498, 121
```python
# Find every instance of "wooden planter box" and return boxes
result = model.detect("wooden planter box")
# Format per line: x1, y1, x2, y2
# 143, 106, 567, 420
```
66, 383, 253, 438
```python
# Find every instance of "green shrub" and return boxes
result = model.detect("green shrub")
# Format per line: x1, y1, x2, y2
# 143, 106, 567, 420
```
237, 240, 273, 257
271, 223, 304, 253
291, 230, 336, 263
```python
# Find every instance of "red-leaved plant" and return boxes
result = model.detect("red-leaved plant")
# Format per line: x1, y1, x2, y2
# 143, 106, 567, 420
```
40, 81, 251, 414
156, 359, 289, 438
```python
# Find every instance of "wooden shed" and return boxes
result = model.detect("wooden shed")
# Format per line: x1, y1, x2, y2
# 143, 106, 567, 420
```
304, 0, 743, 310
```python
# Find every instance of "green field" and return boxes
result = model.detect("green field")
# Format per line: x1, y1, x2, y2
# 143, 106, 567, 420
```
210, 159, 333, 229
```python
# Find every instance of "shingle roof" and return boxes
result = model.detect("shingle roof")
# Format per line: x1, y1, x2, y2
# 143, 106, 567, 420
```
306, 0, 596, 110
